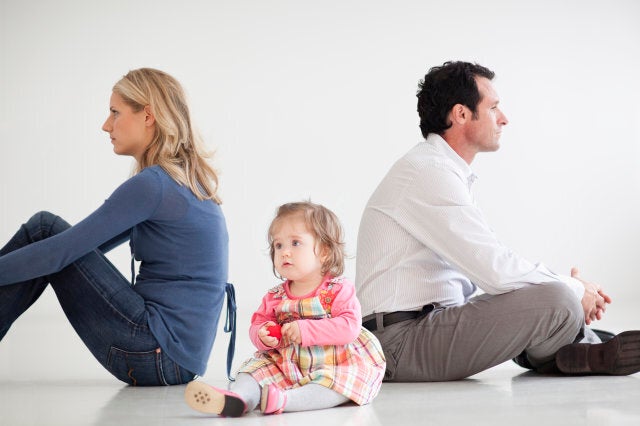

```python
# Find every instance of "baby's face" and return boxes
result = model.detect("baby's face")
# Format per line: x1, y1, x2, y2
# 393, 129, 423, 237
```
271, 215, 324, 286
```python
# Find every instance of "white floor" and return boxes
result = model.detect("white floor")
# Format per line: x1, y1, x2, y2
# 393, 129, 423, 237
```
1, 362, 640, 426
2, 292, 640, 426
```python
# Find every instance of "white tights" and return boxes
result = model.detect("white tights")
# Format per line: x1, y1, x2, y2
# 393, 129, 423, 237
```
231, 373, 350, 413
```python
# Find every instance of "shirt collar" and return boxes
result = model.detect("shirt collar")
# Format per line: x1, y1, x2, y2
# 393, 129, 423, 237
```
425, 133, 478, 189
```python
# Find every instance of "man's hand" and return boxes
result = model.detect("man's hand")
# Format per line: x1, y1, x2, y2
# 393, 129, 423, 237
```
572, 267, 612, 325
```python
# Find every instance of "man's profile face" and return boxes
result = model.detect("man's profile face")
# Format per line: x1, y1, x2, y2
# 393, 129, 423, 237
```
463, 77, 509, 154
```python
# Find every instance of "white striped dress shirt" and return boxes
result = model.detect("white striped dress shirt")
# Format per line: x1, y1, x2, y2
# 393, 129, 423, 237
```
355, 133, 584, 317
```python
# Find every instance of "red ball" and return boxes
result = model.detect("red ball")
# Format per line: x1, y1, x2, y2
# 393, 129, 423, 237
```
267, 324, 282, 339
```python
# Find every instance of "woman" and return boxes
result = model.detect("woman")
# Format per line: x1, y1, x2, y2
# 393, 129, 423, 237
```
0, 68, 235, 386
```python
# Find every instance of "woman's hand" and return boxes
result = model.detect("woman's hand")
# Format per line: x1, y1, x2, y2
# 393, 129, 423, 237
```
258, 321, 280, 347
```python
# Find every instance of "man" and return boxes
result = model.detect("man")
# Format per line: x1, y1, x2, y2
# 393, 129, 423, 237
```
355, 61, 640, 381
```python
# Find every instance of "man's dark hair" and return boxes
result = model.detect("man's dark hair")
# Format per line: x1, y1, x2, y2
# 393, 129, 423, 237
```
417, 61, 495, 138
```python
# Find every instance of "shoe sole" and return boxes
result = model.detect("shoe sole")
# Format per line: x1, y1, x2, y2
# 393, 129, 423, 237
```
556, 330, 640, 375
184, 381, 245, 417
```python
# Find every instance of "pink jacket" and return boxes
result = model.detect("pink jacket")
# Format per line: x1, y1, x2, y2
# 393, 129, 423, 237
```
249, 276, 362, 351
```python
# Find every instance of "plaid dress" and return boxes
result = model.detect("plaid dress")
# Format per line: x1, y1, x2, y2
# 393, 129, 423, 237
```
238, 276, 386, 405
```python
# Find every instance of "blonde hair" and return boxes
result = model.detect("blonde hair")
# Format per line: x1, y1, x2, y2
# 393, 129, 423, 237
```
113, 68, 220, 202
268, 201, 345, 279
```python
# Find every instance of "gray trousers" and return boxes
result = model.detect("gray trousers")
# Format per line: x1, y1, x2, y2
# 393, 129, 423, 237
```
370, 282, 584, 381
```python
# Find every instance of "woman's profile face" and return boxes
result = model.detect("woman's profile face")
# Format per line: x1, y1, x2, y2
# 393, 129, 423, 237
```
101, 92, 154, 161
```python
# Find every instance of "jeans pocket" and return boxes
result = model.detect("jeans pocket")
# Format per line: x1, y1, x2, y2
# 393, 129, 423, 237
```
106, 346, 168, 386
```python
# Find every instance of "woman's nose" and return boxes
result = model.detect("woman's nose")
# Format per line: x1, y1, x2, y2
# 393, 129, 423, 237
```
102, 117, 112, 132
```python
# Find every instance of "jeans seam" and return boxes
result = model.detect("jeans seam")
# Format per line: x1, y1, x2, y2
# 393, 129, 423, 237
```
156, 349, 169, 386
174, 362, 182, 384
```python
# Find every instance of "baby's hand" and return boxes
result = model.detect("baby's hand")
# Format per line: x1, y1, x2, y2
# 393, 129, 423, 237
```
281, 321, 301, 345
258, 321, 280, 347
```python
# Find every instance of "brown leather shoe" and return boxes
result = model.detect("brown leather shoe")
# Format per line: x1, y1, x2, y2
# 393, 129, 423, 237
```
556, 330, 640, 375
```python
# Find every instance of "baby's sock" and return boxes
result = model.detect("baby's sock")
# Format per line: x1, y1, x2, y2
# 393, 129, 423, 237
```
230, 373, 261, 411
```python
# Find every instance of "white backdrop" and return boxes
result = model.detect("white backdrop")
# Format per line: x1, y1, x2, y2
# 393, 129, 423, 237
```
1, 0, 639, 382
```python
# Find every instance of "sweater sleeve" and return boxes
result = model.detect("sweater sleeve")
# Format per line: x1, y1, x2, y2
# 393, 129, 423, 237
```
98, 230, 131, 254
248, 293, 279, 351
0, 169, 162, 286
298, 279, 362, 347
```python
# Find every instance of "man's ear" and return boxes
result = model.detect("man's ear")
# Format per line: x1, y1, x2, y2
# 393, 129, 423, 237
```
450, 103, 470, 125
143, 105, 156, 127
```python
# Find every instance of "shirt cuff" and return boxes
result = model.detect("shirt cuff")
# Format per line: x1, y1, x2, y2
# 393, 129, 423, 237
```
560, 275, 585, 300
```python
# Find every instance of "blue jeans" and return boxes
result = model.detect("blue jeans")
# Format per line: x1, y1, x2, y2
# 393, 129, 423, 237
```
0, 211, 195, 386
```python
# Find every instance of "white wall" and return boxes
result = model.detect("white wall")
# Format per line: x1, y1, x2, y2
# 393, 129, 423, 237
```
1, 0, 639, 381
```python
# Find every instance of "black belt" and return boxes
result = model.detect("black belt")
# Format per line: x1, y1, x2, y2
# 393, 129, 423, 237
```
362, 304, 435, 332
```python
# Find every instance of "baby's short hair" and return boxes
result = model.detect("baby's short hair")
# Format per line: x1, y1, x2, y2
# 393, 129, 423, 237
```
268, 201, 345, 278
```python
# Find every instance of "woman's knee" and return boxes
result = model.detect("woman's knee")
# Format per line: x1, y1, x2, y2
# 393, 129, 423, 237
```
24, 211, 71, 239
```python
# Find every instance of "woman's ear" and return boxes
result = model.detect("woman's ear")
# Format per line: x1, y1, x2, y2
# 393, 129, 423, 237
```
143, 105, 156, 127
